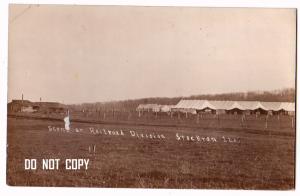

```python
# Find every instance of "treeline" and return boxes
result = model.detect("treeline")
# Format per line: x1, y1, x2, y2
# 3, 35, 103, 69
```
69, 97, 182, 112
188, 88, 295, 102
68, 88, 295, 111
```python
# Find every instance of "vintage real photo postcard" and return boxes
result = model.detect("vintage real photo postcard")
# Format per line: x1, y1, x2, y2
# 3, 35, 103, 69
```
7, 5, 296, 189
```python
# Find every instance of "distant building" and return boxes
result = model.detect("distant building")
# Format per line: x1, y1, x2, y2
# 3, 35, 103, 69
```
21, 105, 38, 113
8, 100, 66, 113
8, 100, 33, 112
136, 104, 177, 113
37, 102, 66, 113
136, 104, 160, 112
160, 105, 175, 113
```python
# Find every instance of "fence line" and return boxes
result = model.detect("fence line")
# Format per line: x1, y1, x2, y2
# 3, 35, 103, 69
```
8, 109, 296, 131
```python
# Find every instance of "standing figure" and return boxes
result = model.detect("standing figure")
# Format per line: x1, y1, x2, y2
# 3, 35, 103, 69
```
64, 110, 70, 131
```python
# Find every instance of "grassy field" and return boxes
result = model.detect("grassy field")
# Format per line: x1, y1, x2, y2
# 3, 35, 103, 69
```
7, 116, 295, 189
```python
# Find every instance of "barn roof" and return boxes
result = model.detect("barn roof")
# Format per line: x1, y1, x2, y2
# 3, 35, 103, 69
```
11, 99, 32, 105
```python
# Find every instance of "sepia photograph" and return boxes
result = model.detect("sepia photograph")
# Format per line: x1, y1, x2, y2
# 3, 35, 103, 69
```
6, 4, 296, 189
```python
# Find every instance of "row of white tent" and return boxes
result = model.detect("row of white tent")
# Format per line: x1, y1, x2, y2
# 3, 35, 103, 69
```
137, 100, 295, 115
136, 104, 175, 112
172, 100, 295, 113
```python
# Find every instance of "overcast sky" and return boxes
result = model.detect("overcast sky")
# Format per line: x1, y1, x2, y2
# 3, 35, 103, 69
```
8, 5, 296, 104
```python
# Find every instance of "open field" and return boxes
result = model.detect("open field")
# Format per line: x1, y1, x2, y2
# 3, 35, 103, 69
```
7, 116, 295, 189
8, 110, 296, 131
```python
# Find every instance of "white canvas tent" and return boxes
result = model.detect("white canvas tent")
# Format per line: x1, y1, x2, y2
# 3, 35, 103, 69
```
160, 105, 175, 112
172, 99, 295, 115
